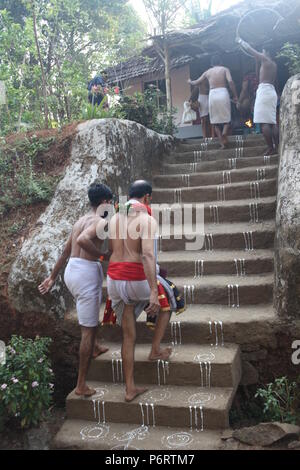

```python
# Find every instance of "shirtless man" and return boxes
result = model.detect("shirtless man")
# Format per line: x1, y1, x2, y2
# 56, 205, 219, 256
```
189, 54, 238, 149
237, 39, 279, 155
38, 183, 113, 397
107, 180, 172, 402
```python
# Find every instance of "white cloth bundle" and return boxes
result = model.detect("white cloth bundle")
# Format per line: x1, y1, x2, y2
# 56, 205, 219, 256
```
181, 101, 197, 124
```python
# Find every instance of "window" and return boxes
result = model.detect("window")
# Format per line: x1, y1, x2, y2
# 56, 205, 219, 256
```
144, 79, 167, 108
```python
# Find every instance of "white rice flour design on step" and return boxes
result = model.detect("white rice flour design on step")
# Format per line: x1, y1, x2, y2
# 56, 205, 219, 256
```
194, 352, 216, 363
142, 389, 171, 403
80, 423, 110, 441
93, 386, 108, 400
111, 425, 149, 450
187, 392, 216, 406
162, 432, 194, 449
111, 350, 121, 358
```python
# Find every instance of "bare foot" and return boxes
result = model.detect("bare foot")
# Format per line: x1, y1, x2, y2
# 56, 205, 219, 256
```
75, 386, 96, 397
148, 347, 172, 361
92, 344, 109, 358
269, 148, 278, 156
125, 387, 148, 402
263, 147, 273, 156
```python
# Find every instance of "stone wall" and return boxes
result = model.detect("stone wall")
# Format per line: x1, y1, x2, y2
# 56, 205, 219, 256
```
8, 119, 173, 318
275, 74, 300, 319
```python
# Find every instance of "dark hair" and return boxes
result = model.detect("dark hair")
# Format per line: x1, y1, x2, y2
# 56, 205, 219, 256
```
88, 183, 113, 207
262, 45, 274, 59
129, 180, 152, 199
211, 54, 223, 67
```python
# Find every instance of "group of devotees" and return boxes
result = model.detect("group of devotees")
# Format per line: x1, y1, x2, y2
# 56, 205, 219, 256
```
38, 42, 280, 403
39, 180, 176, 402
188, 39, 279, 155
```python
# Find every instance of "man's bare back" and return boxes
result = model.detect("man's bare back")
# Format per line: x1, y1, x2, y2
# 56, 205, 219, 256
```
71, 213, 107, 261
204, 66, 232, 89
259, 58, 277, 85
109, 210, 156, 264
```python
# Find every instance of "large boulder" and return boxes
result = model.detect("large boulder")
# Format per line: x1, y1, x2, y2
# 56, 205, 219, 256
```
275, 74, 300, 319
8, 119, 172, 318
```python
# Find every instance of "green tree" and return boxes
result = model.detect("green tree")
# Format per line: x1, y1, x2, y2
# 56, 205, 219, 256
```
142, 0, 186, 112
0, 0, 145, 134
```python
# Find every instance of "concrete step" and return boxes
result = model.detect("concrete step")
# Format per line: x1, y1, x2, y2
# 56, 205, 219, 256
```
153, 197, 276, 225
157, 249, 274, 277
157, 221, 275, 251
179, 134, 264, 146
87, 343, 241, 389
153, 165, 278, 188
152, 179, 277, 204
66, 381, 236, 430
98, 304, 277, 347
162, 155, 278, 174
102, 273, 273, 306
177, 138, 265, 152
52, 418, 224, 450
168, 146, 268, 163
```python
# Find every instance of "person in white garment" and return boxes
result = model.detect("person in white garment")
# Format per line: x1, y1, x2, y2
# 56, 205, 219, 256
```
38, 183, 113, 397
237, 39, 279, 155
107, 180, 172, 402
188, 54, 239, 149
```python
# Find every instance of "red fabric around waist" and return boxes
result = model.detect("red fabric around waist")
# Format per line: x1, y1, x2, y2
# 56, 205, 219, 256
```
107, 262, 146, 281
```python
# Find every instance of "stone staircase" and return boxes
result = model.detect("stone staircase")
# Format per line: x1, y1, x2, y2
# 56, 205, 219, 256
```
53, 134, 278, 450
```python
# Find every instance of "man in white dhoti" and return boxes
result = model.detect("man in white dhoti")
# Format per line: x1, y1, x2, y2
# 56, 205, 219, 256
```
107, 180, 172, 402
38, 183, 113, 397
237, 39, 279, 155
189, 54, 239, 149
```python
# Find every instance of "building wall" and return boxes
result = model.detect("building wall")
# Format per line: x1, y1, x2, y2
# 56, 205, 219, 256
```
124, 78, 143, 95
170, 64, 191, 126
123, 65, 192, 128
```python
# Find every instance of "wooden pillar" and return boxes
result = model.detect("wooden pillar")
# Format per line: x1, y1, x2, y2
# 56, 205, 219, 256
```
163, 41, 172, 113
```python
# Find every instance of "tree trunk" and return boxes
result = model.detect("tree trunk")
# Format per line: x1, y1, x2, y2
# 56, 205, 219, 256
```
17, 52, 27, 132
163, 40, 172, 113
32, 1, 49, 129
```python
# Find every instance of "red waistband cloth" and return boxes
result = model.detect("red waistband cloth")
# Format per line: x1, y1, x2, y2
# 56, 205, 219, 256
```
107, 262, 147, 281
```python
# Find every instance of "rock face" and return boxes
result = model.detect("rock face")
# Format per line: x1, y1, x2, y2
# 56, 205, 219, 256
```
8, 119, 173, 317
232, 422, 300, 447
275, 74, 300, 319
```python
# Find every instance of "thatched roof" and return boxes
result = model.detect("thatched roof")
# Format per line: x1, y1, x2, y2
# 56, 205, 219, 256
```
106, 0, 300, 84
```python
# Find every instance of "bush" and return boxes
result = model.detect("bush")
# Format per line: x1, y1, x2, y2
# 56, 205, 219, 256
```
119, 88, 177, 135
0, 336, 54, 429
277, 43, 300, 76
255, 376, 300, 424
81, 96, 125, 120
0, 136, 58, 215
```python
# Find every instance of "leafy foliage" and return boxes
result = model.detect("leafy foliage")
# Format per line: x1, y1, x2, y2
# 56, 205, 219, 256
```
0, 0, 146, 135
0, 135, 58, 215
277, 43, 300, 76
119, 88, 177, 135
255, 376, 300, 424
0, 336, 54, 429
